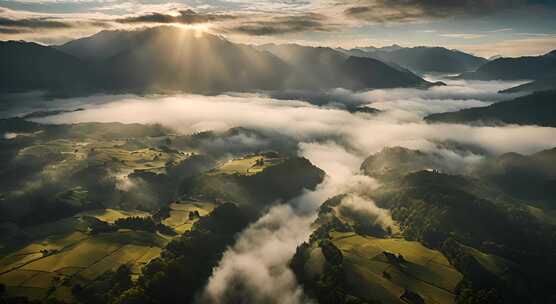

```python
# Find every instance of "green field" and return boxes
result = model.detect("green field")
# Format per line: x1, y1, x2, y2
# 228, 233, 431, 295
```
0, 213, 168, 302
329, 231, 463, 304
460, 243, 515, 278
18, 138, 192, 179
162, 201, 216, 233
526, 205, 556, 226
77, 209, 150, 223
208, 154, 284, 176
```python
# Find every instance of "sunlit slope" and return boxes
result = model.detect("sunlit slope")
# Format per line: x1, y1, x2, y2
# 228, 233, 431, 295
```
291, 192, 462, 304
330, 231, 462, 304
0, 221, 166, 301
362, 147, 556, 303
93, 26, 292, 93
0, 118, 216, 229
180, 153, 324, 207
54, 26, 434, 94
160, 201, 216, 233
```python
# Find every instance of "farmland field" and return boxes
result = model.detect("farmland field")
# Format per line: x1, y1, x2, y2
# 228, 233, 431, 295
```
208, 154, 284, 176
330, 231, 463, 304
162, 201, 217, 233
77, 209, 150, 223
0, 215, 168, 302
18, 139, 192, 178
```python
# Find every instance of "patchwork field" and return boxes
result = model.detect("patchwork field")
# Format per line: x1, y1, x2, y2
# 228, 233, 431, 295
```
77, 209, 150, 223
0, 216, 168, 302
163, 201, 217, 233
18, 138, 192, 178
208, 154, 284, 176
330, 231, 463, 304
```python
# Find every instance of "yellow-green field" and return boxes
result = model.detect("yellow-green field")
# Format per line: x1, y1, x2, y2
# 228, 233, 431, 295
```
527, 205, 556, 226
18, 139, 192, 178
460, 244, 514, 278
0, 214, 168, 302
77, 209, 150, 223
88, 146, 189, 174
163, 201, 217, 233
329, 231, 463, 304
208, 155, 284, 176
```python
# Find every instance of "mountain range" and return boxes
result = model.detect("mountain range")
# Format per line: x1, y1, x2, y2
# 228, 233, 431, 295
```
292, 146, 556, 304
339, 45, 487, 74
3, 26, 554, 100
0, 41, 96, 94
425, 90, 556, 127
258, 43, 431, 90
500, 75, 556, 94
460, 49, 556, 81
0, 26, 435, 95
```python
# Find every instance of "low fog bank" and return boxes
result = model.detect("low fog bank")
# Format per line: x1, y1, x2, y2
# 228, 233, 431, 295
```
268, 76, 524, 110
200, 143, 382, 304
33, 90, 556, 158
199, 204, 313, 304
338, 194, 394, 231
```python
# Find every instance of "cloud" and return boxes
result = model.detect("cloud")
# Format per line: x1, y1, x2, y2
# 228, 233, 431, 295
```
33, 79, 556, 157
439, 33, 486, 39
199, 204, 312, 304
199, 138, 381, 304
0, 16, 72, 29
0, 27, 24, 34
488, 28, 513, 33
0, 16, 82, 33
0, 7, 112, 38
450, 36, 556, 58
116, 9, 236, 25
343, 3, 427, 23
115, 10, 337, 36
342, 0, 556, 23
338, 194, 394, 230
114, 8, 337, 37
227, 13, 336, 36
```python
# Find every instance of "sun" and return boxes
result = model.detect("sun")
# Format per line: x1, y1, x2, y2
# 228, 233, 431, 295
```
172, 23, 212, 37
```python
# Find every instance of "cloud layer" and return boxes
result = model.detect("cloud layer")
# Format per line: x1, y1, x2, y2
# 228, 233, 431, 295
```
34, 78, 552, 156
342, 0, 556, 23
116, 9, 237, 25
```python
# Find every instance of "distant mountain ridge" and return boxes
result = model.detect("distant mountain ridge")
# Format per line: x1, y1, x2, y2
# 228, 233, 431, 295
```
425, 90, 556, 127
56, 29, 159, 61
0, 27, 434, 95
258, 43, 431, 90
0, 40, 97, 94
460, 49, 556, 80
90, 27, 292, 93
500, 75, 556, 94
338, 45, 487, 74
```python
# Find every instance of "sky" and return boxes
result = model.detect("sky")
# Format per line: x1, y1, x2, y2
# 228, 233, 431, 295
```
1, 0, 556, 57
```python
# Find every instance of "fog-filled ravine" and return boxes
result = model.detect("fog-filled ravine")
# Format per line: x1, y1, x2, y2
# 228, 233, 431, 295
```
1, 68, 556, 304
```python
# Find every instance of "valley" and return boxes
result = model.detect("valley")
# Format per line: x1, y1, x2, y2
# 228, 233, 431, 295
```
0, 9, 556, 303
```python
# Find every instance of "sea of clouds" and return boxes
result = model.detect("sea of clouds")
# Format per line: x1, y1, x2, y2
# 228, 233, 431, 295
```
21, 77, 556, 303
